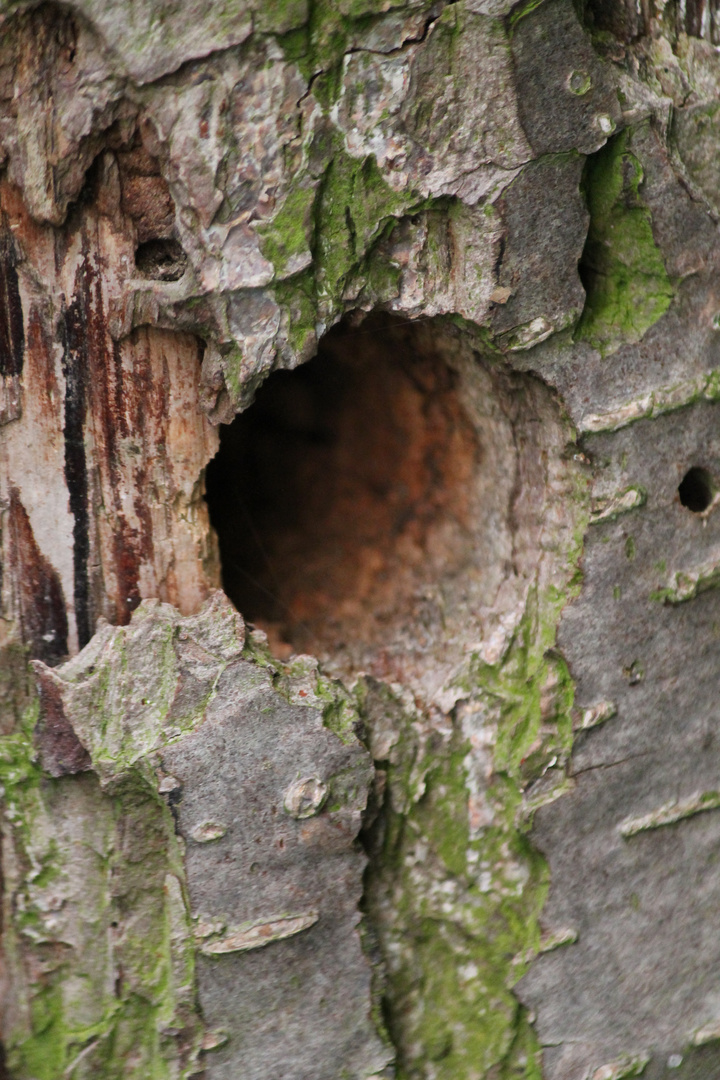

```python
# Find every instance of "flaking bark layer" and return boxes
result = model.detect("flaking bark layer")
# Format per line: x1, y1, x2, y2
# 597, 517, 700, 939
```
2, 1, 720, 1078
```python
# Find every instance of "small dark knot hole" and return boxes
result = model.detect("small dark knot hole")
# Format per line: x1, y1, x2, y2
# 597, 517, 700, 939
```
134, 238, 187, 281
678, 466, 714, 513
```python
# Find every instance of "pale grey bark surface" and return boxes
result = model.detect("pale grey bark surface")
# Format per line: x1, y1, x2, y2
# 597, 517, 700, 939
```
0, 2, 720, 1079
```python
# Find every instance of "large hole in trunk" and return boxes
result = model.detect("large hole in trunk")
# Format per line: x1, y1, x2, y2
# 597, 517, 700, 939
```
206, 314, 478, 659
205, 312, 567, 701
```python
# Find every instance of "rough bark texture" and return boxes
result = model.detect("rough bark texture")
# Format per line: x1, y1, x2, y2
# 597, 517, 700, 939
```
1, 1, 720, 1079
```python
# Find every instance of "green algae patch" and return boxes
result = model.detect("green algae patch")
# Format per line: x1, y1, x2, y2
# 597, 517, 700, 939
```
357, 421, 589, 1080
266, 146, 426, 348
275, 650, 362, 744
314, 147, 422, 315
20, 984, 66, 1080
254, 0, 308, 35
259, 185, 316, 279
274, 0, 409, 82
0, 616, 231, 1080
414, 745, 472, 879
478, 595, 576, 792
358, 652, 561, 1079
576, 127, 674, 355
2, 747, 200, 1080
273, 269, 318, 361
508, 0, 549, 32
360, 685, 551, 1079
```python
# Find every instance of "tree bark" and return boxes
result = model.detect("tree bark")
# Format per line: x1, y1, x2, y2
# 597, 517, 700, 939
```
0, 2, 719, 1079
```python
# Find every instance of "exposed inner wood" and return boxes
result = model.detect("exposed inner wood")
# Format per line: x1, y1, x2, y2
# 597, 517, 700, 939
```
0, 142, 218, 661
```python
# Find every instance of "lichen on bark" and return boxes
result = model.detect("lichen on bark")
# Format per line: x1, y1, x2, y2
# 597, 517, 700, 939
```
2, 595, 386, 1078
3, 0, 720, 1077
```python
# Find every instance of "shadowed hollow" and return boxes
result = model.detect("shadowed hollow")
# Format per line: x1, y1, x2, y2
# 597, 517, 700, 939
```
205, 312, 569, 702
206, 314, 478, 662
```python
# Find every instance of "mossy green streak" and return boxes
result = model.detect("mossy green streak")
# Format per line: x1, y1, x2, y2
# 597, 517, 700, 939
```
0, 653, 200, 1080
576, 126, 674, 355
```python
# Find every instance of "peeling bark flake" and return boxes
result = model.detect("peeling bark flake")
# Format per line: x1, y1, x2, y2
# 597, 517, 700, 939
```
31, 664, 91, 777
7, 488, 68, 663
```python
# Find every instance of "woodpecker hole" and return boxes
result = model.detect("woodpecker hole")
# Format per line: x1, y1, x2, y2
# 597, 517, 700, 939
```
678, 466, 714, 513
206, 314, 481, 665
205, 312, 566, 692
134, 238, 187, 281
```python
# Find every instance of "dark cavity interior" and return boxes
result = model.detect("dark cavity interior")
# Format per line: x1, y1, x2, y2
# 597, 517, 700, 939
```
205, 314, 480, 666
678, 466, 714, 513
134, 238, 187, 280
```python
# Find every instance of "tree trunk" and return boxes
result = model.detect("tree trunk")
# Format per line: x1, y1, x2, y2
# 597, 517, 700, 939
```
0, 1, 719, 1078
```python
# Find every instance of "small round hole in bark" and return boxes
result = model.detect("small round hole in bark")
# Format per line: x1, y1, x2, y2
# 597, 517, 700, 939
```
678, 466, 714, 513
134, 238, 187, 281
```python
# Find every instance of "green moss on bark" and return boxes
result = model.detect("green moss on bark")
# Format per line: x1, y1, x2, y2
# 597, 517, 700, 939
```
0, 653, 200, 1080
266, 145, 426, 344
274, 0, 413, 81
576, 127, 674, 355
314, 147, 418, 311
360, 682, 550, 1079
358, 429, 589, 1079
258, 185, 316, 278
